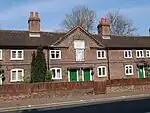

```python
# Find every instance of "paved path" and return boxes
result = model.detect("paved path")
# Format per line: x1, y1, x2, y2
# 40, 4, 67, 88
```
1, 91, 150, 112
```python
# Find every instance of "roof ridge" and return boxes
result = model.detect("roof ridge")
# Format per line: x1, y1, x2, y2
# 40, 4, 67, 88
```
92, 34, 150, 37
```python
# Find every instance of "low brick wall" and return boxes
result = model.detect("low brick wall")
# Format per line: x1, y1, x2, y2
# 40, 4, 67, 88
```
106, 78, 150, 93
1, 78, 150, 101
0, 81, 106, 101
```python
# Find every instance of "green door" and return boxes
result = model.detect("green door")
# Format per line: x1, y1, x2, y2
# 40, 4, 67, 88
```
138, 66, 144, 78
83, 69, 91, 81
69, 69, 77, 82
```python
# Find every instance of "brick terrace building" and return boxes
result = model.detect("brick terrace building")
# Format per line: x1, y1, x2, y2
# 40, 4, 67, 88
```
0, 12, 150, 84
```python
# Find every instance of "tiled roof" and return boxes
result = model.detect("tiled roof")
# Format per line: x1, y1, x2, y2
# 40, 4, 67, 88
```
1, 29, 150, 48
93, 34, 150, 48
0, 30, 64, 47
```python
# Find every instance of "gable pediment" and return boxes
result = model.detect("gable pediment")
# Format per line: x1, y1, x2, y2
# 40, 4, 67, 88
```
53, 26, 104, 48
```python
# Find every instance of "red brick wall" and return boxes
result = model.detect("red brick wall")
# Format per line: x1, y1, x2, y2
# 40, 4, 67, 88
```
1, 78, 150, 101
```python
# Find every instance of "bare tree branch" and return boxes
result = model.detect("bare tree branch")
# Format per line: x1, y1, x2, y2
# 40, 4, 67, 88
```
61, 5, 96, 33
106, 10, 137, 36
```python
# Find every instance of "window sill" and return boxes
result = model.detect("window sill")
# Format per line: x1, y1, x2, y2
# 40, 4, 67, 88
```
124, 57, 132, 59
10, 58, 24, 60
125, 74, 134, 76
136, 57, 144, 59
97, 58, 107, 60
10, 80, 23, 82
98, 75, 107, 77
52, 78, 62, 80
50, 58, 61, 60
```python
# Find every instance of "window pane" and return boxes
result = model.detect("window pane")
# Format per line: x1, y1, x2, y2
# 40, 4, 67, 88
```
125, 51, 128, 57
18, 70, 23, 80
51, 53, 55, 58
76, 49, 84, 61
137, 51, 139, 57
12, 51, 16, 58
12, 71, 16, 80
56, 69, 60, 78
98, 51, 101, 57
102, 67, 105, 75
140, 51, 142, 57
56, 51, 60, 58
51, 51, 55, 53
18, 51, 22, 58
99, 68, 102, 75
128, 51, 131, 57
52, 69, 56, 78
129, 68, 132, 73
102, 51, 104, 57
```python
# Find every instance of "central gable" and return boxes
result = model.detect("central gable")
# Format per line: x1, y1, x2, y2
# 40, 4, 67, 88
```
53, 26, 104, 48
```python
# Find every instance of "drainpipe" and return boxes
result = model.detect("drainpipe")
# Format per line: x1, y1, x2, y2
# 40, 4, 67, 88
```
106, 48, 110, 80
47, 46, 50, 70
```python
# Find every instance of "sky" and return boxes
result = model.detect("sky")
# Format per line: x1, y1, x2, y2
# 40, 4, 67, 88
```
0, 0, 150, 36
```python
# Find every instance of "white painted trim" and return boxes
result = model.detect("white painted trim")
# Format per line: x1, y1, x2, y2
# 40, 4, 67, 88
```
136, 50, 144, 58
124, 65, 134, 75
10, 50, 24, 60
143, 67, 146, 78
97, 50, 106, 59
10, 68, 24, 82
49, 50, 61, 59
124, 50, 132, 58
77, 70, 79, 81
97, 66, 107, 77
68, 70, 70, 82
0, 49, 2, 60
82, 69, 92, 81
50, 68, 62, 80
82, 70, 84, 81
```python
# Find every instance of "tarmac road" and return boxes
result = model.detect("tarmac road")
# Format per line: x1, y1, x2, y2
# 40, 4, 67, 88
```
5, 95, 150, 113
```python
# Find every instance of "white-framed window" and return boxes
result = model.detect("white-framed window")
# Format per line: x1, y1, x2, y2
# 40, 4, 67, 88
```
50, 68, 62, 80
76, 49, 84, 61
136, 50, 144, 58
10, 50, 24, 60
146, 50, 150, 58
125, 65, 134, 75
10, 69, 24, 82
97, 66, 107, 77
0, 49, 2, 60
74, 40, 85, 61
50, 50, 61, 59
97, 50, 106, 59
124, 50, 132, 58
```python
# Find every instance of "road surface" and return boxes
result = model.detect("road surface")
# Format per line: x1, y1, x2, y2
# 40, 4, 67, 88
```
4, 95, 150, 113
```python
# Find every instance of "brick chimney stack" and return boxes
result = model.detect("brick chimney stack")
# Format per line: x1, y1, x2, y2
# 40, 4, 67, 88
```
28, 12, 40, 37
97, 18, 111, 39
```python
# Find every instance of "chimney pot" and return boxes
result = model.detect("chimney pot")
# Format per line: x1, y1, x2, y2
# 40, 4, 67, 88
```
30, 12, 34, 18
97, 18, 111, 38
101, 18, 106, 22
35, 12, 39, 18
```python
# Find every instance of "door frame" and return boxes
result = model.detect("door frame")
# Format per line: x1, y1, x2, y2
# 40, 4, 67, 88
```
138, 66, 146, 78
68, 69, 79, 82
82, 69, 92, 81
